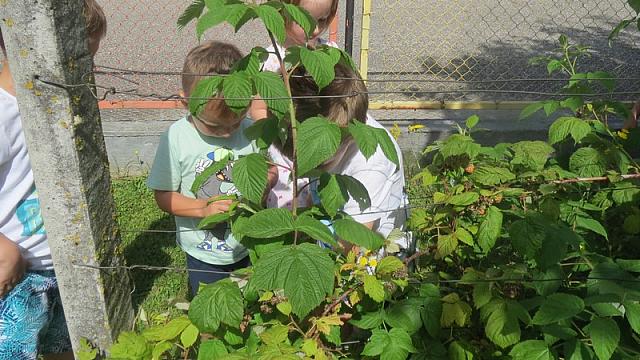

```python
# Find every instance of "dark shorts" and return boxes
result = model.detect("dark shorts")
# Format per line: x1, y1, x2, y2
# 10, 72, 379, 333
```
186, 254, 250, 297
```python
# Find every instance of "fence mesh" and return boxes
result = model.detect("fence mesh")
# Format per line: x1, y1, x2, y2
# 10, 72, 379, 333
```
364, 0, 640, 103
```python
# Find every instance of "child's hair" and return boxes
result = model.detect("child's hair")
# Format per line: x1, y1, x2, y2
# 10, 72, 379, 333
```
283, 0, 339, 33
182, 41, 244, 117
277, 63, 368, 157
84, 0, 107, 42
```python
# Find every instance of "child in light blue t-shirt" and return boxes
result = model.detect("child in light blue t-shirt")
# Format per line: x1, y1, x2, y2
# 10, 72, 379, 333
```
147, 41, 257, 296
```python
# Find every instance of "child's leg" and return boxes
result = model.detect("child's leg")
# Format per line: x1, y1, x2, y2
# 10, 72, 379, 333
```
0, 271, 71, 360
186, 255, 250, 298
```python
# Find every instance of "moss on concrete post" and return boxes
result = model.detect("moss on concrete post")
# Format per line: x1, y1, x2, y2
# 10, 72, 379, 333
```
0, 0, 134, 353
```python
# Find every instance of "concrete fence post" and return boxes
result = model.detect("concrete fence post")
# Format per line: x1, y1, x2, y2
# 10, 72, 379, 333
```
0, 0, 134, 353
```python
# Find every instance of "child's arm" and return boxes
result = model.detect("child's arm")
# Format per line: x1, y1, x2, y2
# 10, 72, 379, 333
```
0, 233, 26, 298
154, 190, 233, 219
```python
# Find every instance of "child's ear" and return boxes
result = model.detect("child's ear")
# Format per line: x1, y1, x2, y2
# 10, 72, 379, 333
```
179, 89, 188, 108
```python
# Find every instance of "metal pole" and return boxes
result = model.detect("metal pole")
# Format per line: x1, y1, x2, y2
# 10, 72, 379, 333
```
345, 0, 355, 56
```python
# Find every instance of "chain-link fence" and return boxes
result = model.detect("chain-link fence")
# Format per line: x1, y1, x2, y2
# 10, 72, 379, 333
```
362, 0, 640, 105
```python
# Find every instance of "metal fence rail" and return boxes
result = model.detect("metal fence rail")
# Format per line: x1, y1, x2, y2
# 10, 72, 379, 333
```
360, 0, 640, 108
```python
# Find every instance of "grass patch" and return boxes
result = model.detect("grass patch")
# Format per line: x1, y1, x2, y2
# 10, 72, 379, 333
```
112, 176, 188, 319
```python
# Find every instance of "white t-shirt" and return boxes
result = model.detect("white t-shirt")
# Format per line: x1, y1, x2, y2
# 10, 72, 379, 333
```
0, 87, 51, 270
325, 115, 408, 244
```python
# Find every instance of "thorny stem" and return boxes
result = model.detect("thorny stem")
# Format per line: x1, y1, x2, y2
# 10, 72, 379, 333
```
322, 285, 360, 317
267, 30, 300, 244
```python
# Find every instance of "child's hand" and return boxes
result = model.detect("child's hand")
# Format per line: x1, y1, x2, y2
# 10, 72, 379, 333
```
201, 197, 234, 218
0, 234, 26, 298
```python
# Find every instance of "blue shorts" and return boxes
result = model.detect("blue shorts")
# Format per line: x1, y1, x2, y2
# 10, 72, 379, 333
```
186, 254, 250, 298
0, 271, 72, 359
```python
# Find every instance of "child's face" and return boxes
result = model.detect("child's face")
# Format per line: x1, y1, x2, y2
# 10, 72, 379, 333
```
285, 0, 334, 47
191, 108, 244, 138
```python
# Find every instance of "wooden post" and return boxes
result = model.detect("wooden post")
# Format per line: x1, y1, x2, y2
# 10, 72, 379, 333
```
0, 0, 134, 353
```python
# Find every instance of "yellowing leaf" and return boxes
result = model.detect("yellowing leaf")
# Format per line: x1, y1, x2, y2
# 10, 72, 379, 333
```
313, 314, 344, 335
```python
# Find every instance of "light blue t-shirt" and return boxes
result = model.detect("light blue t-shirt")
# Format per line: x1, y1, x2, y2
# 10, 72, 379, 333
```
147, 116, 256, 265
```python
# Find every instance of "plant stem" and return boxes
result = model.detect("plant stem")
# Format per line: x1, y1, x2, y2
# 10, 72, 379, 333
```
322, 284, 361, 317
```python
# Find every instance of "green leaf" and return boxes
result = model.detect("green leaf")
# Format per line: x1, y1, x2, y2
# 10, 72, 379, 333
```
276, 301, 292, 316
198, 211, 232, 230
587, 317, 619, 360
449, 341, 476, 360
617, 259, 640, 272
519, 102, 545, 120
244, 115, 278, 149
436, 233, 458, 258
318, 174, 371, 216
477, 206, 502, 253
282, 3, 316, 37
532, 266, 563, 296
420, 285, 442, 337
259, 324, 290, 345
624, 301, 640, 334
364, 274, 386, 302
189, 279, 243, 332
223, 3, 251, 29
347, 120, 378, 159
142, 316, 191, 341
441, 293, 472, 327
255, 4, 286, 44
232, 48, 263, 76
447, 192, 479, 206
609, 19, 633, 44
351, 310, 385, 329
485, 302, 520, 348
336, 174, 371, 211
223, 71, 252, 112
532, 293, 585, 325
334, 218, 385, 250
251, 244, 334, 317
373, 126, 400, 167
569, 147, 607, 177
471, 166, 515, 186
188, 76, 224, 116
547, 60, 563, 75
361, 328, 417, 360
198, 339, 228, 360
181, 324, 199, 348
456, 228, 474, 246
543, 100, 560, 116
565, 339, 595, 360
296, 117, 341, 176
300, 47, 336, 90
510, 141, 554, 171
110, 332, 153, 360
376, 256, 404, 276
560, 96, 584, 113
548, 117, 592, 145
196, 5, 228, 38
588, 71, 615, 92
253, 71, 290, 119
294, 215, 337, 246
232, 153, 268, 204
439, 134, 481, 160
575, 216, 608, 239
385, 301, 423, 334
465, 115, 479, 129
242, 208, 294, 238
152, 342, 172, 360
178, 0, 206, 30
612, 183, 640, 205
509, 340, 553, 360
509, 216, 546, 258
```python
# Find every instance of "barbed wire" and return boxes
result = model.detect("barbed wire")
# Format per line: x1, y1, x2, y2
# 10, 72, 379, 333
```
71, 262, 640, 286
33, 75, 640, 103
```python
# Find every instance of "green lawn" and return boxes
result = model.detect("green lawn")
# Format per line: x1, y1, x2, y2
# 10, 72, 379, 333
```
111, 177, 188, 319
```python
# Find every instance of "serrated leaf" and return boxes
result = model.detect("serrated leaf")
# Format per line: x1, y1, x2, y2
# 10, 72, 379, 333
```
244, 115, 279, 149
471, 166, 515, 185
569, 147, 607, 177
334, 218, 385, 250
181, 324, 199, 348
385, 301, 423, 334
364, 274, 385, 302
198, 211, 232, 230
509, 215, 546, 258
373, 126, 400, 167
296, 117, 341, 176
441, 294, 472, 327
253, 71, 290, 118
465, 115, 479, 129
588, 317, 619, 360
318, 173, 371, 216
348, 120, 380, 159
255, 4, 286, 44
575, 216, 608, 239
223, 71, 252, 112
259, 324, 290, 345
509, 340, 553, 360
447, 192, 479, 206
477, 206, 502, 253
232, 153, 268, 204
511, 141, 554, 171
485, 302, 520, 348
276, 301, 292, 316
188, 279, 244, 332
549, 117, 591, 145
152, 341, 172, 360
142, 316, 191, 342
519, 102, 545, 120
561, 96, 584, 112
456, 228, 474, 246
188, 76, 224, 116
532, 293, 585, 325
473, 282, 492, 309
361, 328, 417, 360
251, 244, 334, 317
224, 3, 250, 28
624, 301, 640, 334
532, 266, 563, 296
110, 332, 153, 360
436, 233, 458, 259
543, 100, 561, 116
351, 310, 384, 329
178, 0, 206, 30
336, 174, 371, 211
376, 256, 404, 275
294, 215, 337, 246
283, 3, 316, 36
196, 6, 228, 38
242, 208, 294, 238
300, 47, 336, 90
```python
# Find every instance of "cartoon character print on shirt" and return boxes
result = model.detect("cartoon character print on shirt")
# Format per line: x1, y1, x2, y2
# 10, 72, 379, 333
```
16, 186, 45, 236
194, 148, 239, 254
